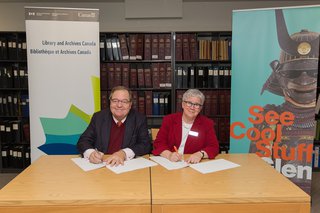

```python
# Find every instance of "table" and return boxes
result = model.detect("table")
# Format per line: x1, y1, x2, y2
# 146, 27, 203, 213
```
0, 155, 151, 213
151, 153, 310, 213
0, 154, 310, 213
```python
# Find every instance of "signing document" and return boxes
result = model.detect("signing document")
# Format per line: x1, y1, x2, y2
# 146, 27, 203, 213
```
72, 157, 157, 173
71, 157, 106, 172
150, 156, 240, 173
150, 156, 189, 170
106, 157, 157, 174
189, 159, 240, 174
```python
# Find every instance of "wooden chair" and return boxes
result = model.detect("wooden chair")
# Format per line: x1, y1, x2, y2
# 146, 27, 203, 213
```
151, 128, 159, 141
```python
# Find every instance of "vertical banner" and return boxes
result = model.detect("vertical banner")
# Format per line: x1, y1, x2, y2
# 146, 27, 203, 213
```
230, 5, 320, 194
25, 7, 100, 161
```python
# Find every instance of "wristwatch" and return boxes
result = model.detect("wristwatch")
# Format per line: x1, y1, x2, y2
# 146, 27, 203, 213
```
200, 150, 205, 159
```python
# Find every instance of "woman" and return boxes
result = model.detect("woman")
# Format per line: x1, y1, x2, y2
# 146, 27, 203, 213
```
152, 89, 219, 163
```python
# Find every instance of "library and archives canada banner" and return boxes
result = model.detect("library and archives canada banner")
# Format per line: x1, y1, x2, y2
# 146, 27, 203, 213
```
25, 7, 100, 162
230, 5, 320, 194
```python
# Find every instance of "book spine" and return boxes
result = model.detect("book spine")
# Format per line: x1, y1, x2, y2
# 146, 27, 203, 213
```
151, 34, 159, 60
175, 34, 182, 61
118, 34, 129, 60
122, 63, 130, 88
129, 34, 137, 60
164, 34, 171, 60
144, 34, 151, 60
158, 34, 165, 60
136, 34, 144, 60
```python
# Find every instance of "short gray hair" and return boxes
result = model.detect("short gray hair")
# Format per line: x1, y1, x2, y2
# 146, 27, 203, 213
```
182, 89, 205, 105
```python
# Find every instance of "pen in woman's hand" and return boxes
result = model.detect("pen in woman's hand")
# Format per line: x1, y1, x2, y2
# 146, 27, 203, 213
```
174, 146, 178, 153
173, 146, 182, 161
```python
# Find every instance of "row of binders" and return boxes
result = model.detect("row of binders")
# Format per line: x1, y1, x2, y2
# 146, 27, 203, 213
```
100, 33, 171, 61
175, 66, 231, 89
176, 90, 231, 116
0, 36, 27, 60
175, 33, 198, 61
0, 120, 30, 144
0, 65, 28, 88
101, 63, 172, 90
0, 93, 29, 117
175, 34, 231, 61
99, 33, 232, 62
1, 144, 30, 169
102, 91, 171, 116
198, 38, 231, 61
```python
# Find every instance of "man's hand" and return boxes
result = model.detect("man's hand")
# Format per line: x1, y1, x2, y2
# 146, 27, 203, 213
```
89, 150, 103, 164
104, 150, 126, 167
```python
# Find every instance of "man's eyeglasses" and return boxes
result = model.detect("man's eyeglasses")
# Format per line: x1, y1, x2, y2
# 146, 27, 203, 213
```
183, 101, 202, 109
110, 99, 131, 105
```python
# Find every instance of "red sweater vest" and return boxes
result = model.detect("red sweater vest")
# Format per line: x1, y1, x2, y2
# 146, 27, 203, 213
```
107, 121, 125, 154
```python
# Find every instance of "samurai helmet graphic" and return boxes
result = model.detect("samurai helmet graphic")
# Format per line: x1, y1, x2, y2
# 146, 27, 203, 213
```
261, 9, 319, 107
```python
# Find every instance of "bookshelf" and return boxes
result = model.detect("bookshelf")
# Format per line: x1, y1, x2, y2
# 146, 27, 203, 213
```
173, 31, 232, 154
99, 31, 232, 153
0, 30, 232, 173
0, 32, 30, 173
99, 32, 174, 128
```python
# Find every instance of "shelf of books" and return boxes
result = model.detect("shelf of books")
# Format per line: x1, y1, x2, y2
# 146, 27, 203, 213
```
99, 32, 174, 129
0, 32, 30, 173
99, 31, 232, 152
173, 32, 232, 154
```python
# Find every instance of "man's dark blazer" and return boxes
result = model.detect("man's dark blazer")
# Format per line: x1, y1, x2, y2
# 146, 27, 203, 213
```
77, 108, 151, 156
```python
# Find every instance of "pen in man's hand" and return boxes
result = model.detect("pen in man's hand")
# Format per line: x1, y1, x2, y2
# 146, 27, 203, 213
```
95, 148, 103, 162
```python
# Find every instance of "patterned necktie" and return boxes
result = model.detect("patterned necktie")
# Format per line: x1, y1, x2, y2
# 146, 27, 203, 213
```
117, 121, 122, 127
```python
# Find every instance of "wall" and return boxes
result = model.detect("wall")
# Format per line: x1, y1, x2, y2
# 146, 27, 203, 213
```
0, 1, 319, 32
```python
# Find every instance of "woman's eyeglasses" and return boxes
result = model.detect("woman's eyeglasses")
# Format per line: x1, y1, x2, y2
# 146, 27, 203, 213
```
183, 101, 202, 109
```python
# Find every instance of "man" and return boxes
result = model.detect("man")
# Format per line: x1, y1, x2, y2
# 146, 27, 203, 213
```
77, 86, 151, 166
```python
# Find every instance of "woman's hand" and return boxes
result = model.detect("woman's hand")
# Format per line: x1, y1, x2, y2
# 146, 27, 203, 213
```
186, 151, 202, 164
169, 152, 183, 162
161, 150, 182, 162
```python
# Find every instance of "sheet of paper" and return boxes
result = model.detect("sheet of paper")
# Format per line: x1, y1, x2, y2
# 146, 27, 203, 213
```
149, 156, 189, 170
71, 157, 106, 172
189, 158, 240, 174
106, 157, 158, 174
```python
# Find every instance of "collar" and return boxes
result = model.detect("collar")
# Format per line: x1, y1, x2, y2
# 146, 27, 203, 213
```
112, 116, 127, 124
